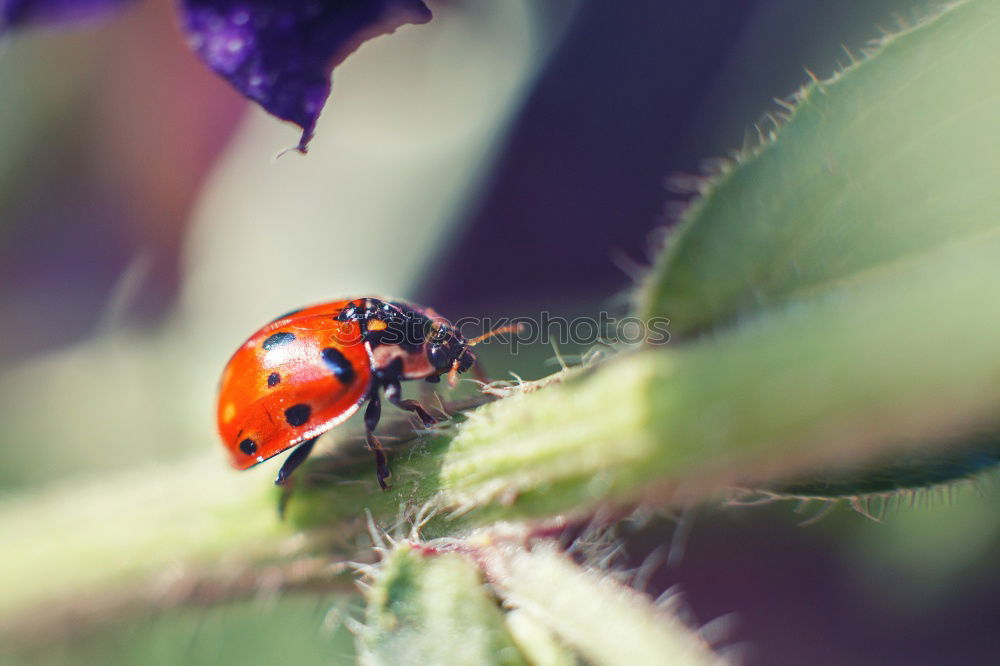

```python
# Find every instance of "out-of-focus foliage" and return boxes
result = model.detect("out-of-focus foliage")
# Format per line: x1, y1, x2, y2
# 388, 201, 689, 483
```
3, 1, 1000, 664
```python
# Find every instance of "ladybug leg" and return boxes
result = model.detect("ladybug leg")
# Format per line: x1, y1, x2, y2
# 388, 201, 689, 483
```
384, 381, 436, 427
365, 391, 391, 490
275, 437, 317, 486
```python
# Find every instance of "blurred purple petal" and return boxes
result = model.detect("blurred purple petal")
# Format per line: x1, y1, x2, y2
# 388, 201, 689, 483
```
1, 0, 136, 30
179, 0, 432, 151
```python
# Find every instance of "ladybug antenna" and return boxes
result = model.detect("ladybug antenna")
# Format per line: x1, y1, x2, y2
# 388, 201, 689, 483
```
467, 323, 523, 347
448, 359, 461, 388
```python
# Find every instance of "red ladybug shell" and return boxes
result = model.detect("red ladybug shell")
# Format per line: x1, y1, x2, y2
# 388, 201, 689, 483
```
217, 302, 373, 470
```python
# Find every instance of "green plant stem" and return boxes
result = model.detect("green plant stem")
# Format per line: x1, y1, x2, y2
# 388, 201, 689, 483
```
0, 458, 294, 627
504, 608, 580, 666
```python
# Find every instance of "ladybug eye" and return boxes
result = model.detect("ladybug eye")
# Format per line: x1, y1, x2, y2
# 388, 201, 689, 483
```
428, 344, 450, 371
430, 324, 451, 343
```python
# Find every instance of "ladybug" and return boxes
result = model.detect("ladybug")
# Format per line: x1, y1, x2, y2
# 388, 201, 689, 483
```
217, 297, 509, 489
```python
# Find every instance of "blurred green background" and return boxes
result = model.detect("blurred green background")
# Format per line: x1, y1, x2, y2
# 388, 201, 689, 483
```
2, 1, 999, 664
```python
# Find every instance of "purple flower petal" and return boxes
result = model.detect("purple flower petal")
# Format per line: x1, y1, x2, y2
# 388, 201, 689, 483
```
1, 0, 136, 30
179, 0, 432, 151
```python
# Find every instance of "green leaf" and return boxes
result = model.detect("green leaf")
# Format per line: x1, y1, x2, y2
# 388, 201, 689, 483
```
638, 0, 1000, 336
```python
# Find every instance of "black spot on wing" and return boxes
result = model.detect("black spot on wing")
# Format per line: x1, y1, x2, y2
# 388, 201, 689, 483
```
322, 347, 356, 384
262, 332, 295, 350
267, 372, 281, 387
239, 438, 257, 455
284, 404, 312, 427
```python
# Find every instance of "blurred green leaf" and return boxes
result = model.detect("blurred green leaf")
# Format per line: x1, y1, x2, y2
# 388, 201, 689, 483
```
4, 595, 355, 666
0, 459, 281, 619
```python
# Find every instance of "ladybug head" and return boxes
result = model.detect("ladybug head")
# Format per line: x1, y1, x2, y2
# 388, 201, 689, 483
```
426, 321, 521, 385
426, 323, 475, 379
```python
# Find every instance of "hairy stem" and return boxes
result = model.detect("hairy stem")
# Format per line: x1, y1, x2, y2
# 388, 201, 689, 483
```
360, 544, 526, 665
483, 545, 725, 666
